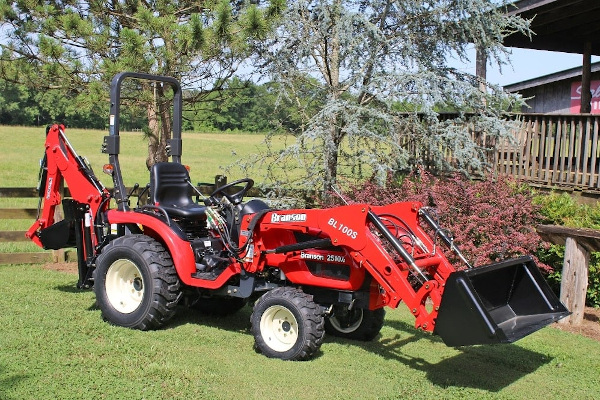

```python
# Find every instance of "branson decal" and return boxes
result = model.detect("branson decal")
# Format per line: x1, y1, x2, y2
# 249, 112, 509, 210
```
270, 213, 307, 223
300, 251, 325, 261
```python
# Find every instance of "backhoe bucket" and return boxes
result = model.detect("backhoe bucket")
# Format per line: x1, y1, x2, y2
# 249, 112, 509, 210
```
434, 256, 569, 346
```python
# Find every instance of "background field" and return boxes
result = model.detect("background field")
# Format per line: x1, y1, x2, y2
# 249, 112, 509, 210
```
0, 125, 277, 189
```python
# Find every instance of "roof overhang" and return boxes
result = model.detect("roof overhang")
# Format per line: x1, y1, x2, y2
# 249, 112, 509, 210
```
504, 61, 600, 91
503, 0, 600, 55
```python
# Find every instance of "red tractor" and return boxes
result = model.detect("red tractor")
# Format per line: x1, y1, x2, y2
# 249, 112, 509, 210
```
27, 73, 569, 360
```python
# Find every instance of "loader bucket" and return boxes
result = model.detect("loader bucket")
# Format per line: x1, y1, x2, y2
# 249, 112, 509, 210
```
434, 256, 569, 346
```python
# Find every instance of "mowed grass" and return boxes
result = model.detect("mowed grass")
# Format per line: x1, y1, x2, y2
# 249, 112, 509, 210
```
0, 125, 279, 189
1, 263, 599, 400
2, 125, 600, 399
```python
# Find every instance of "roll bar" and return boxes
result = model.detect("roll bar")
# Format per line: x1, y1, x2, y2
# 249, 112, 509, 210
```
102, 72, 183, 211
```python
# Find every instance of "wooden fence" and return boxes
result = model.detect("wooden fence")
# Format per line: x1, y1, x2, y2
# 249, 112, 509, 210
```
494, 114, 600, 193
0, 187, 55, 264
0, 178, 311, 265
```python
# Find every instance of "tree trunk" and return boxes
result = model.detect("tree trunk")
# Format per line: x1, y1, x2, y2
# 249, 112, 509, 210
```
323, 116, 342, 198
145, 83, 170, 170
157, 83, 172, 158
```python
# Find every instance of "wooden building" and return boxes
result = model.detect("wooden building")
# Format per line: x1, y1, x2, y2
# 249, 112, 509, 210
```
477, 0, 600, 195
504, 62, 600, 114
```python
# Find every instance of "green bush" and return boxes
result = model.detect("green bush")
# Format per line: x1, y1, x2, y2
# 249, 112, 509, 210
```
534, 192, 600, 228
534, 192, 600, 307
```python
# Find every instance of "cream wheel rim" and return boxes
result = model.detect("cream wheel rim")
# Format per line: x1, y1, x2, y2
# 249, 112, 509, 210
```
105, 259, 144, 314
260, 305, 299, 352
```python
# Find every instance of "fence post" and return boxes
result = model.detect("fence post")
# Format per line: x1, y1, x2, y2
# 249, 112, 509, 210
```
214, 175, 227, 191
558, 237, 589, 326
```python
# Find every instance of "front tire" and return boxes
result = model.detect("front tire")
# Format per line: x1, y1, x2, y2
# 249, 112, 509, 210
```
251, 287, 325, 360
325, 306, 385, 341
94, 235, 181, 330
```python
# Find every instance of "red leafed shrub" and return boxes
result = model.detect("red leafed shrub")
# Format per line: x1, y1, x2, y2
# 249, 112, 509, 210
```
336, 171, 551, 272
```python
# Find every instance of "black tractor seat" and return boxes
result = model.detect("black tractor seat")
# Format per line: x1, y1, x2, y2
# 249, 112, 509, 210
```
149, 162, 206, 219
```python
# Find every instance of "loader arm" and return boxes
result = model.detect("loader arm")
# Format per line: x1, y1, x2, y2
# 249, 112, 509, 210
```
242, 201, 569, 344
242, 203, 455, 331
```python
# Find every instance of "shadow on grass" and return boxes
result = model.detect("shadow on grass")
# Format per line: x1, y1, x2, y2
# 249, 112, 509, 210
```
340, 318, 552, 392
54, 283, 89, 294
0, 365, 28, 400
48, 283, 551, 386
52, 283, 251, 329
167, 304, 254, 334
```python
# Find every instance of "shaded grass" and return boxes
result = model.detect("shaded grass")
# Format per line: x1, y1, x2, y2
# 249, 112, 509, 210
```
1, 264, 599, 400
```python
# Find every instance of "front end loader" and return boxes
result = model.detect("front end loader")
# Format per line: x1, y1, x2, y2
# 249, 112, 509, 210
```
27, 72, 569, 361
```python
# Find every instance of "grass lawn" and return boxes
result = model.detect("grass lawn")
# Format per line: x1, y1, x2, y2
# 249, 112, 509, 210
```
2, 125, 600, 399
1, 263, 599, 400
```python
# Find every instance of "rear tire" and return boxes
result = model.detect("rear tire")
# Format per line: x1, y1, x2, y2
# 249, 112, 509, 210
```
325, 306, 385, 341
251, 287, 325, 360
94, 235, 181, 330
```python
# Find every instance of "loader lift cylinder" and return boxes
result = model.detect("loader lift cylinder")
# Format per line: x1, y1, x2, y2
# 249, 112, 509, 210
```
419, 208, 473, 269
367, 210, 429, 282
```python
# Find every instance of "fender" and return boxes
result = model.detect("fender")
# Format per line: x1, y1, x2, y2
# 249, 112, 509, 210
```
105, 210, 240, 288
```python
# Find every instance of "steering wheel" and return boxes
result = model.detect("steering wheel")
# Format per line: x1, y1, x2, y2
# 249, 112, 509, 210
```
208, 178, 254, 206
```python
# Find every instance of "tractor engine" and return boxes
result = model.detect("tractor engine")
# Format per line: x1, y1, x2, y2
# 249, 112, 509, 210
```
174, 214, 208, 241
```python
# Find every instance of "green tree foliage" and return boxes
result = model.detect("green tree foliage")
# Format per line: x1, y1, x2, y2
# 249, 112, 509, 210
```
0, 0, 283, 165
0, 80, 39, 125
250, 0, 530, 196
0, 75, 298, 134
183, 77, 319, 133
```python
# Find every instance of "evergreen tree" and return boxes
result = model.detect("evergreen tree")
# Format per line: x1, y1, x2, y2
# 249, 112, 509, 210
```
253, 0, 530, 196
0, 0, 283, 166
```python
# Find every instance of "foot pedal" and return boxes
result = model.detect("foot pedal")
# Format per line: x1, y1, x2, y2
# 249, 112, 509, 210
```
191, 270, 222, 281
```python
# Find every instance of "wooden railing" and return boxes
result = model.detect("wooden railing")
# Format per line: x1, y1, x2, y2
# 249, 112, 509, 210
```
0, 187, 55, 264
495, 114, 600, 193
400, 113, 600, 194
